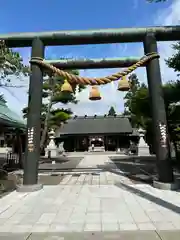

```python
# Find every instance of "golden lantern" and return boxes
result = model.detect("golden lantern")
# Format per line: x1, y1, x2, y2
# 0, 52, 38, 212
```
61, 79, 73, 93
117, 76, 130, 91
89, 86, 101, 101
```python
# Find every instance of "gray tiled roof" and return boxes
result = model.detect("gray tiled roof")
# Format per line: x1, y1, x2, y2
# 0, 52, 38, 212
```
0, 101, 26, 128
55, 115, 133, 136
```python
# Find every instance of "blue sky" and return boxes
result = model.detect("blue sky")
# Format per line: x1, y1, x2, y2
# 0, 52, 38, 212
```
0, 0, 179, 117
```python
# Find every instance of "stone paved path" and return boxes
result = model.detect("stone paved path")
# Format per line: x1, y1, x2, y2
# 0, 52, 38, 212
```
52, 154, 133, 185
0, 154, 180, 239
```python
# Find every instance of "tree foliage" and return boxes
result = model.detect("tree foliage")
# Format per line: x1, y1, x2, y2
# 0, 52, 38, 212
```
123, 73, 180, 153
108, 106, 116, 116
166, 42, 180, 73
0, 41, 29, 87
22, 66, 86, 149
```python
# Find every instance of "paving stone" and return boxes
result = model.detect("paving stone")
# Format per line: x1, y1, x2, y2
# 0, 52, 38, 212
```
0, 233, 31, 240
19, 213, 41, 225
119, 230, 161, 240
102, 223, 119, 231
67, 223, 84, 232
11, 225, 33, 233
0, 218, 8, 224
148, 211, 165, 222
137, 222, 156, 230
8, 213, 26, 224
0, 224, 13, 232
158, 230, 180, 240
85, 213, 101, 223
154, 222, 176, 230
48, 224, 69, 232
84, 223, 101, 231
31, 224, 50, 233
52, 215, 70, 224
37, 213, 56, 224
131, 213, 151, 223
101, 213, 118, 223
1, 154, 180, 235
172, 221, 180, 229
28, 233, 49, 239
119, 223, 138, 230
15, 205, 33, 214
117, 213, 135, 223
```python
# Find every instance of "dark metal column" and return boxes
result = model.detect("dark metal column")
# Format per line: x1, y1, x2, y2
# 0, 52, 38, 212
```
23, 38, 44, 185
143, 33, 174, 183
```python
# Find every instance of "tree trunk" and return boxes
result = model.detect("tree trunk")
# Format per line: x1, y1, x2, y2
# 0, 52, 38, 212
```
16, 132, 23, 169
40, 92, 53, 151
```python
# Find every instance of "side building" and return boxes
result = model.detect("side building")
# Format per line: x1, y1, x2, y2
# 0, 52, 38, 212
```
55, 115, 139, 152
0, 100, 26, 154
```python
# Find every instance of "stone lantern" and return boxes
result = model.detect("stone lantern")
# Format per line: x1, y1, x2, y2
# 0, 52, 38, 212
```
45, 129, 58, 158
138, 128, 150, 156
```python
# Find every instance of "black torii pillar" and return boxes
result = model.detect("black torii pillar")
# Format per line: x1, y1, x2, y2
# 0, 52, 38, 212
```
143, 33, 174, 183
18, 38, 44, 191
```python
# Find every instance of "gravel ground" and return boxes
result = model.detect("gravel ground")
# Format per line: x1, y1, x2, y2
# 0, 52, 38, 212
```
38, 157, 83, 172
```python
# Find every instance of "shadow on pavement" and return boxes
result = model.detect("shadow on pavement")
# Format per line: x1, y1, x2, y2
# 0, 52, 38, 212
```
38, 156, 83, 171
97, 157, 157, 185
115, 181, 180, 215
109, 156, 180, 185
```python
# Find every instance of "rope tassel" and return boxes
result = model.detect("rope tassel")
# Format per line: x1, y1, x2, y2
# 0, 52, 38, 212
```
61, 79, 73, 93
117, 76, 130, 92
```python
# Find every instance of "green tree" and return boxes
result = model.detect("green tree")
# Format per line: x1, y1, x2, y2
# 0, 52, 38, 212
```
123, 75, 180, 153
165, 41, 180, 158
166, 42, 180, 73
0, 42, 30, 167
0, 41, 29, 87
0, 40, 29, 113
108, 106, 116, 116
123, 74, 147, 127
22, 68, 85, 150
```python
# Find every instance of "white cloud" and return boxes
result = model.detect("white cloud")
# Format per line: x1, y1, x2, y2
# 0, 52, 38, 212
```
73, 0, 180, 116
155, 0, 180, 82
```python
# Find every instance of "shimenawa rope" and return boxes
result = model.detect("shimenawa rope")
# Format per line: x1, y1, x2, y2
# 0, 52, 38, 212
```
29, 52, 159, 86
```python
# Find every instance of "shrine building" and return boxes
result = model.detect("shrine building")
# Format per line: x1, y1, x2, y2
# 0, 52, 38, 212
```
55, 115, 139, 152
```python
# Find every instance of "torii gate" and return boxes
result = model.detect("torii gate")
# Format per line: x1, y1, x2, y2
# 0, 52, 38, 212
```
1, 25, 180, 191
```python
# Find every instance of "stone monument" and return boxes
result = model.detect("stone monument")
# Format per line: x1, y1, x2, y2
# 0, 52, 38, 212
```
138, 128, 150, 156
45, 129, 58, 158
58, 142, 65, 153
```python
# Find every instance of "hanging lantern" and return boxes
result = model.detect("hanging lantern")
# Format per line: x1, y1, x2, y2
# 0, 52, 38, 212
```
89, 86, 101, 101
117, 76, 130, 91
61, 79, 73, 93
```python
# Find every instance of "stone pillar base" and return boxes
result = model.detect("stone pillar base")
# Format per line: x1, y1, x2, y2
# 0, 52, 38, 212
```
138, 147, 150, 156
16, 184, 43, 192
153, 180, 179, 190
45, 148, 58, 158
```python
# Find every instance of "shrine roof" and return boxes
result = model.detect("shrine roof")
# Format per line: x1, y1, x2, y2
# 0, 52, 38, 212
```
55, 115, 133, 136
0, 101, 26, 128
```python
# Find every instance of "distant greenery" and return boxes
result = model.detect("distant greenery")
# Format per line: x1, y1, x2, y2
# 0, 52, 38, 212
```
0, 41, 29, 87
108, 106, 116, 116
22, 66, 86, 150
123, 38, 180, 157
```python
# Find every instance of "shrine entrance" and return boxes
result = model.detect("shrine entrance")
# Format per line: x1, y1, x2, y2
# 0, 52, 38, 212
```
90, 136, 104, 147
3, 25, 180, 187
